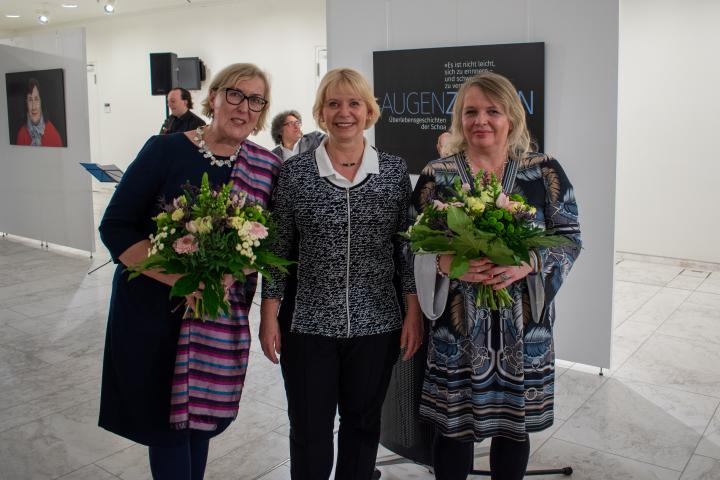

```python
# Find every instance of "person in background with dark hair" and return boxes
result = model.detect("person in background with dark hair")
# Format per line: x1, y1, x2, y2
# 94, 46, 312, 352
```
270, 109, 325, 161
16, 77, 63, 147
160, 87, 206, 135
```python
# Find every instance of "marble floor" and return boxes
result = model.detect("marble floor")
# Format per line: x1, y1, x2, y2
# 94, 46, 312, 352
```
1, 187, 719, 479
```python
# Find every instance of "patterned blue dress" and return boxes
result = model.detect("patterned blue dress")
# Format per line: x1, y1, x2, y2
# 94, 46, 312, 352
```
412, 152, 581, 441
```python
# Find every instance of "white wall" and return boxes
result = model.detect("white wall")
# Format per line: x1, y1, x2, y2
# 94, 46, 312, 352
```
617, 0, 720, 264
327, 0, 619, 368
0, 29, 95, 252
13, 0, 325, 171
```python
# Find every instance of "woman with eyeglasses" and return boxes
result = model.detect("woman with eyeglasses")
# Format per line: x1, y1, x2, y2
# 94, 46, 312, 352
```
269, 110, 326, 161
98, 63, 281, 480
16, 77, 63, 147
260, 68, 423, 479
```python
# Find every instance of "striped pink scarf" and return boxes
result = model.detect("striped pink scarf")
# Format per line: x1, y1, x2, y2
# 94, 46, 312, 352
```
169, 139, 280, 431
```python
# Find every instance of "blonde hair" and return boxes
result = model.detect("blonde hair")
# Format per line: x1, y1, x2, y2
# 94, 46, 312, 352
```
312, 68, 380, 132
446, 71, 534, 161
201, 63, 271, 133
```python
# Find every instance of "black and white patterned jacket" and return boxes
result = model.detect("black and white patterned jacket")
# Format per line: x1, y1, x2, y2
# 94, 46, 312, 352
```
262, 148, 416, 338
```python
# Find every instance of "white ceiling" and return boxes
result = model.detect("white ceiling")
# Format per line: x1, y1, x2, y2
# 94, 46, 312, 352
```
0, 0, 236, 32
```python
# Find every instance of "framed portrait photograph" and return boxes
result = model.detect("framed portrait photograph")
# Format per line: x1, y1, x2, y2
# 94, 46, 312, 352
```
5, 68, 67, 148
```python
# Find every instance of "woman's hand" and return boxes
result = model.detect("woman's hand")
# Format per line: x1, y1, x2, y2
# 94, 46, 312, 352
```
259, 299, 282, 364
223, 274, 235, 301
184, 280, 206, 315
482, 262, 533, 290
400, 294, 424, 361
437, 255, 495, 283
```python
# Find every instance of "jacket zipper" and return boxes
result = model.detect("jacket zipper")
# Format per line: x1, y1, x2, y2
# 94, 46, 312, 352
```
345, 187, 351, 337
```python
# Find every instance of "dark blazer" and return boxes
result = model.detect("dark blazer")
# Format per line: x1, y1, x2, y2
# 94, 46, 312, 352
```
271, 131, 325, 161
160, 110, 206, 135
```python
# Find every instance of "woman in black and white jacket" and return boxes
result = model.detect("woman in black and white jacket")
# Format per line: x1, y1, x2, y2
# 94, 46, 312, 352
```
260, 68, 423, 480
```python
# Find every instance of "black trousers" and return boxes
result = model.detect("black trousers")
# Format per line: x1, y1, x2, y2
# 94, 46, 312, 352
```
280, 328, 401, 480
433, 432, 530, 480
148, 433, 210, 480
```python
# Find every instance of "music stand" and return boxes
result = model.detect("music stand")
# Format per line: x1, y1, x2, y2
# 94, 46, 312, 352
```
80, 163, 124, 274
80, 163, 124, 183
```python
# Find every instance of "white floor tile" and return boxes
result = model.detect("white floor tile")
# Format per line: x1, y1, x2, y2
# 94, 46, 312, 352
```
658, 302, 720, 346
554, 369, 607, 421
695, 407, 720, 460
95, 444, 151, 480
203, 431, 289, 480
531, 438, 680, 480
613, 281, 662, 326
680, 455, 720, 480
56, 464, 119, 480
615, 333, 720, 398
627, 287, 692, 326
614, 260, 684, 286
0, 399, 132, 480
554, 378, 718, 470
611, 320, 657, 370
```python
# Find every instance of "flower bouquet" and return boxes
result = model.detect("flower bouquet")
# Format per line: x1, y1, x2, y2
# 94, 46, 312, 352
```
403, 171, 571, 309
128, 173, 292, 320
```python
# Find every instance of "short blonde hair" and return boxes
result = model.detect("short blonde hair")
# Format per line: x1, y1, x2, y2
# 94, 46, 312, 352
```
201, 63, 271, 133
312, 68, 380, 132
446, 71, 534, 161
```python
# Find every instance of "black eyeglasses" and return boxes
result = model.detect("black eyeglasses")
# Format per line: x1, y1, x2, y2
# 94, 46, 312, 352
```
222, 87, 268, 112
283, 120, 302, 128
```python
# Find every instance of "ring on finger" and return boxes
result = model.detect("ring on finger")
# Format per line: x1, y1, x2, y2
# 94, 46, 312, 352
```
500, 273, 510, 281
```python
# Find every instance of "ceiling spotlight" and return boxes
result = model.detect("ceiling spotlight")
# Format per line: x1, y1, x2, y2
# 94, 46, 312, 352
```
103, 0, 116, 14
37, 11, 50, 25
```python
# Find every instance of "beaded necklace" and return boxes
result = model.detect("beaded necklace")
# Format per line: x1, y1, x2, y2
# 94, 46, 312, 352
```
193, 126, 240, 168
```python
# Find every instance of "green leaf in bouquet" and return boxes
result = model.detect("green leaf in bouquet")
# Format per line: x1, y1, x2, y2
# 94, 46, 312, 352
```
516, 250, 531, 265
413, 235, 453, 253
446, 206, 473, 234
160, 258, 190, 274
126, 255, 166, 279
449, 255, 470, 279
171, 274, 200, 297
483, 238, 517, 266
254, 250, 295, 269
201, 278, 227, 320
403, 224, 445, 244
127, 270, 142, 280
452, 231, 483, 258
524, 235, 574, 248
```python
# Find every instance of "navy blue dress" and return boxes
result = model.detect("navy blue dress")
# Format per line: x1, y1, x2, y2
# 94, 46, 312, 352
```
98, 133, 235, 446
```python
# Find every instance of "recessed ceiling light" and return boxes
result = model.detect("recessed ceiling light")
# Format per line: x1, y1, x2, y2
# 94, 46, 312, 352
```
61, 3, 79, 7
103, 0, 116, 14
4, 14, 21, 18
37, 13, 50, 25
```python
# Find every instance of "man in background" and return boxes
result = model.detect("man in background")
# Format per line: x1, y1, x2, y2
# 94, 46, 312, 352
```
270, 110, 325, 161
159, 87, 205, 134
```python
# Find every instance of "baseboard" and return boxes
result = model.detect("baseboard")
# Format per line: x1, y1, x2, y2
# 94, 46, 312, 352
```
616, 251, 720, 272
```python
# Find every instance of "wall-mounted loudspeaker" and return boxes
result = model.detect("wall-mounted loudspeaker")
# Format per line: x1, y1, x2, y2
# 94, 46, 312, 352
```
178, 57, 206, 91
149, 52, 178, 96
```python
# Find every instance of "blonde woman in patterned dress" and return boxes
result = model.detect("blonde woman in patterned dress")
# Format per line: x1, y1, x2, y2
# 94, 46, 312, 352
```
412, 72, 581, 480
